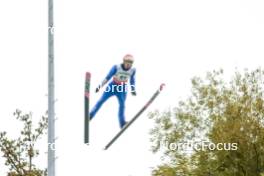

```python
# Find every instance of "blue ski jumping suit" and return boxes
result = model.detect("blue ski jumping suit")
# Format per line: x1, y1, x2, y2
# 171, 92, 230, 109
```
90, 64, 136, 128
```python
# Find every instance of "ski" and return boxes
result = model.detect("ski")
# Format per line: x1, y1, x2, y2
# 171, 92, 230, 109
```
104, 83, 165, 150
84, 72, 91, 144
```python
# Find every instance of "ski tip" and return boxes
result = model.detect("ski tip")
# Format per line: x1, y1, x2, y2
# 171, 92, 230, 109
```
159, 83, 166, 91
86, 72, 91, 78
103, 147, 108, 150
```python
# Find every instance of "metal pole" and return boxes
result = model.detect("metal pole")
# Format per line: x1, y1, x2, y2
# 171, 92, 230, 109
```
48, 0, 55, 174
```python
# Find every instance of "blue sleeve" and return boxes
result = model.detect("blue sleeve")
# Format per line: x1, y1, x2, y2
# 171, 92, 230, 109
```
130, 69, 136, 92
105, 65, 117, 82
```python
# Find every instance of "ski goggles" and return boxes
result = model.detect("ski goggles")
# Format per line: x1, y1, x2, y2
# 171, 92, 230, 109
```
124, 60, 133, 64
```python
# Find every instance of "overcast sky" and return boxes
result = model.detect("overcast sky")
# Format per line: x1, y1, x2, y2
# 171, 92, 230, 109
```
0, 0, 264, 175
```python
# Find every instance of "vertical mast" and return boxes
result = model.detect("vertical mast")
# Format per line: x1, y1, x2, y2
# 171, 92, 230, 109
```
48, 0, 55, 174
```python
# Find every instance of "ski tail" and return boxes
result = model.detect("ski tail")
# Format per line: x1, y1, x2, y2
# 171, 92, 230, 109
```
104, 83, 165, 150
84, 72, 91, 144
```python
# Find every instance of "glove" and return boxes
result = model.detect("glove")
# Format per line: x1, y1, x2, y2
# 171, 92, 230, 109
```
95, 85, 101, 93
131, 91, 137, 96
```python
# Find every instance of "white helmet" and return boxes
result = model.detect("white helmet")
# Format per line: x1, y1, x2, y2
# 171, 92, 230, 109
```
123, 54, 134, 63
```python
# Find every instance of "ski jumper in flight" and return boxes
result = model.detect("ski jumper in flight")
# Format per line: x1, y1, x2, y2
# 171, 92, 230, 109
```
90, 54, 136, 128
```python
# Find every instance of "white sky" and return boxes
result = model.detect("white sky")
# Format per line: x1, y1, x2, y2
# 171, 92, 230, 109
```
0, 0, 264, 175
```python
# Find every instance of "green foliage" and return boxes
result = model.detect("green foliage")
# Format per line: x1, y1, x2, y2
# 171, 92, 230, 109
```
150, 68, 264, 176
0, 109, 48, 176
152, 164, 177, 176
